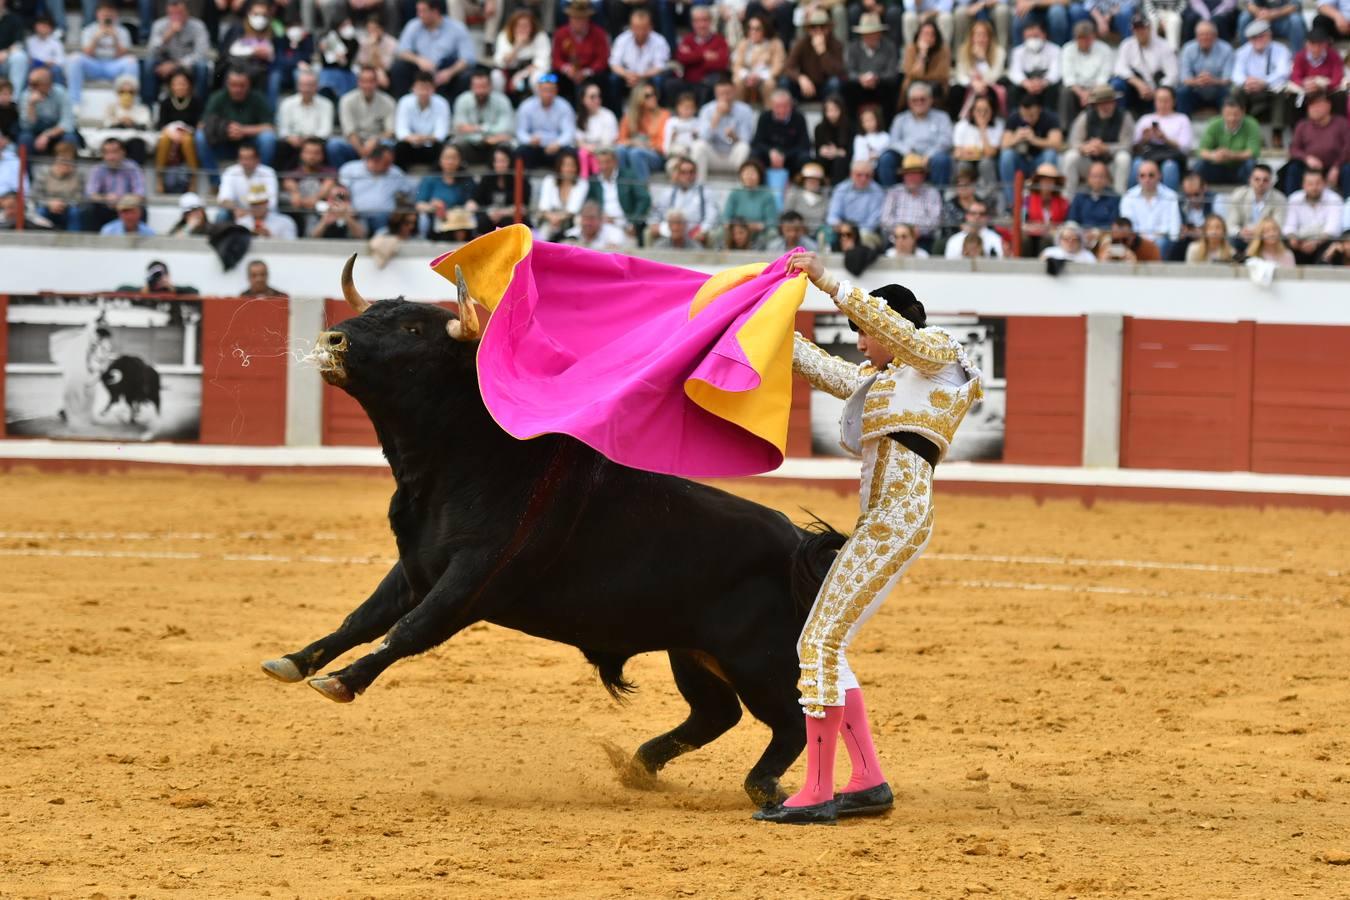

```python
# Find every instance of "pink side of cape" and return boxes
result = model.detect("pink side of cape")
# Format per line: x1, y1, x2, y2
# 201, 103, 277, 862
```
472, 241, 799, 478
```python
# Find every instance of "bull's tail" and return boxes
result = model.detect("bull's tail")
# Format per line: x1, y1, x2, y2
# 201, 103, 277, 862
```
790, 515, 847, 616
582, 649, 637, 702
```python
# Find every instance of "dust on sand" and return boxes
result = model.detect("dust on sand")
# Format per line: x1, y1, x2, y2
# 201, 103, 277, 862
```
2, 470, 1348, 898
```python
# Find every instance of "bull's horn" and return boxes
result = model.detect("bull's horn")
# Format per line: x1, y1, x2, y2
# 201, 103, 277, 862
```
341, 253, 370, 313
448, 265, 481, 341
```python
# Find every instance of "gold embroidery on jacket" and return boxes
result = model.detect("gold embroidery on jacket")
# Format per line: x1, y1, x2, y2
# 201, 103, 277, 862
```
791, 332, 864, 400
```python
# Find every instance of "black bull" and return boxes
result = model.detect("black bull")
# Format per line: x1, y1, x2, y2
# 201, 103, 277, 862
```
261, 261, 845, 807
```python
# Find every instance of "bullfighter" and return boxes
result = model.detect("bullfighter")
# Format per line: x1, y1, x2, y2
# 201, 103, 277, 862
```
754, 251, 984, 825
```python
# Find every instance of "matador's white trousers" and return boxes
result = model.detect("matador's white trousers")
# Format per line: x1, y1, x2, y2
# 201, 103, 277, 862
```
797, 437, 934, 717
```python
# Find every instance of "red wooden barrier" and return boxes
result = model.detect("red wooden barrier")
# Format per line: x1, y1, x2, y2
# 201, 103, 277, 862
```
1251, 324, 1350, 476
199, 296, 289, 445
1119, 318, 1254, 471
1002, 315, 1085, 465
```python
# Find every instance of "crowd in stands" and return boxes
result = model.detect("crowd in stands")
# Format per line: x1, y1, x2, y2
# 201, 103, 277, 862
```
0, 0, 1346, 269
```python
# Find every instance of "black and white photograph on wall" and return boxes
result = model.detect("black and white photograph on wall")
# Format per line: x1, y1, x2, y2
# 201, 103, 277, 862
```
808, 313, 1006, 461
5, 295, 203, 441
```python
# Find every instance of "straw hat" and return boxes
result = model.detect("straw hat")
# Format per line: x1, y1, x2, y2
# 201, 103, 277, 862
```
1087, 84, 1121, 104
246, 182, 271, 206
805, 8, 830, 27
900, 153, 928, 174
799, 161, 826, 181
1033, 162, 1065, 187
852, 13, 886, 34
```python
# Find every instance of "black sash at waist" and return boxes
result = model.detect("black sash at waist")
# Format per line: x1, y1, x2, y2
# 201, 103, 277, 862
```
889, 430, 941, 469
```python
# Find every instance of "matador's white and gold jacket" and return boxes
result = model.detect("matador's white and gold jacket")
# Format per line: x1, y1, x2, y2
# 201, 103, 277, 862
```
793, 281, 983, 460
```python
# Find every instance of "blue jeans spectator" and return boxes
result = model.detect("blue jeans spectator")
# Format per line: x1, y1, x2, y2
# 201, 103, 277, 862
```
5, 49, 27, 92
65, 55, 140, 104
876, 149, 954, 187
616, 145, 663, 180
326, 137, 361, 168
1235, 9, 1305, 50
195, 128, 278, 183
1129, 156, 1182, 191
19, 126, 81, 157
1196, 158, 1254, 186
1176, 83, 1228, 115
778, 74, 843, 104
998, 146, 1059, 204
41, 202, 84, 232
318, 66, 357, 101
1280, 158, 1350, 196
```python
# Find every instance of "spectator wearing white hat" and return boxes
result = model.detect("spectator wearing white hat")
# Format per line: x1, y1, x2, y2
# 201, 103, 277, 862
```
1229, 19, 1290, 145
218, 143, 279, 221
168, 191, 210, 236
238, 181, 298, 239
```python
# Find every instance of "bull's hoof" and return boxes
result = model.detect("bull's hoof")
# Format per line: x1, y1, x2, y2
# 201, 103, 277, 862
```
599, 740, 660, 790
308, 675, 356, 703
745, 780, 788, 809
260, 657, 304, 683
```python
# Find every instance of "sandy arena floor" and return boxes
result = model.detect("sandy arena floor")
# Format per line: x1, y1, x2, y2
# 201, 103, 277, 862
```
2, 469, 1349, 899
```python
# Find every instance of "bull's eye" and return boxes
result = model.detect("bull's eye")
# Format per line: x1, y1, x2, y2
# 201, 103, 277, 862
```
402, 324, 423, 336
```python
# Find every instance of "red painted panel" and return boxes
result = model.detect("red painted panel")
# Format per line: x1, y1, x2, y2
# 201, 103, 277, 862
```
788, 310, 816, 457
1120, 319, 1254, 471
1002, 315, 1085, 466
199, 296, 288, 445
1251, 324, 1350, 476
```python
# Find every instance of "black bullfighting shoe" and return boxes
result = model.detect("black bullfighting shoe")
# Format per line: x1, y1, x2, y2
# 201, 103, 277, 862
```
752, 799, 838, 825
834, 782, 894, 817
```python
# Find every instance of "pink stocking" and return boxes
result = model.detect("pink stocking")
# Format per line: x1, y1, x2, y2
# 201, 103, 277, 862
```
784, 706, 844, 807
839, 687, 886, 793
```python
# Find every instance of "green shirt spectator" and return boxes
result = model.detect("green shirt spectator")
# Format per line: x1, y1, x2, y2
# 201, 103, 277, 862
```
721, 159, 780, 241
1196, 100, 1262, 185
198, 68, 278, 170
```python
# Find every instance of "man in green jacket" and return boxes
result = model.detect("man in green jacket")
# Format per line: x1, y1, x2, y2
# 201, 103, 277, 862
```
1196, 95, 1262, 186
586, 147, 652, 245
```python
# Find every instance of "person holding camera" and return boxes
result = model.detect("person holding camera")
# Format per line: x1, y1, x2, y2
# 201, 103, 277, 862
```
66, 0, 138, 105
311, 184, 368, 239
1097, 215, 1162, 261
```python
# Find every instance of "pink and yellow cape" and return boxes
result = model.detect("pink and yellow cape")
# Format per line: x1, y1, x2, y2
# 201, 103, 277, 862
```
430, 225, 806, 478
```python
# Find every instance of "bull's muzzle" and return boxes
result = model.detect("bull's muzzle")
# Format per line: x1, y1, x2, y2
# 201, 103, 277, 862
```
315, 330, 348, 385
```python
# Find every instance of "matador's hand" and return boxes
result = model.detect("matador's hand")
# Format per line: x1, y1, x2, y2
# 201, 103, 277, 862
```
787, 251, 837, 296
